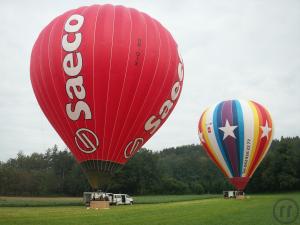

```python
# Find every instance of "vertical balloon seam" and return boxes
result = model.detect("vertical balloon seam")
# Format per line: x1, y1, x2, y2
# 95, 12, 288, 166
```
253, 101, 270, 176
109, 9, 148, 165
246, 101, 263, 176
199, 113, 219, 171
40, 26, 62, 135
206, 104, 232, 177
226, 100, 238, 176
256, 108, 273, 169
219, 102, 235, 175
39, 24, 73, 159
117, 13, 162, 163
213, 102, 234, 176
102, 5, 116, 171
91, 5, 102, 173
101, 5, 117, 170
248, 101, 265, 176
108, 7, 147, 166
251, 122, 273, 177
128, 23, 172, 148
32, 32, 50, 125
108, 7, 139, 168
106, 6, 132, 170
200, 110, 229, 177
207, 106, 232, 177
239, 99, 254, 177
253, 102, 266, 168
103, 6, 117, 171
32, 27, 64, 148
79, 7, 97, 171
258, 102, 273, 156
91, 4, 107, 171
61, 7, 94, 169
31, 29, 68, 151
208, 104, 233, 178
109, 5, 138, 170
117, 11, 164, 164
117, 25, 174, 166
109, 7, 146, 169
226, 100, 239, 177
91, 4, 102, 133
244, 101, 257, 176
230, 101, 238, 175
65, 7, 92, 166
234, 100, 245, 177
249, 102, 273, 177
244, 100, 259, 176
46, 17, 77, 158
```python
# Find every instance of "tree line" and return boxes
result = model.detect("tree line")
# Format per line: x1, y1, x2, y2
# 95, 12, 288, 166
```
0, 137, 299, 196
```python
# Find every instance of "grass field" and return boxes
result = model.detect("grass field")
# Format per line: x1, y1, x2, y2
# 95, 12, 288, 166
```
0, 194, 218, 207
0, 196, 82, 207
0, 193, 299, 225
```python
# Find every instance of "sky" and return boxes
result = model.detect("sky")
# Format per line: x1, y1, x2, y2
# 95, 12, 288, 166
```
0, 0, 299, 161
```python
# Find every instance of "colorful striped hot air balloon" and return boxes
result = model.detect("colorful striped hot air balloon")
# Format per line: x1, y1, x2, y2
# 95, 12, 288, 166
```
198, 99, 273, 190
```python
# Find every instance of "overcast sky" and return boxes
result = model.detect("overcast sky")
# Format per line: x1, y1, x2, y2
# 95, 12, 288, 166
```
0, 0, 299, 161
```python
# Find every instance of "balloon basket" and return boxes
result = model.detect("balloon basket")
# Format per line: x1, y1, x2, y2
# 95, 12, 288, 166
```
223, 190, 245, 199
235, 194, 246, 200
87, 200, 110, 210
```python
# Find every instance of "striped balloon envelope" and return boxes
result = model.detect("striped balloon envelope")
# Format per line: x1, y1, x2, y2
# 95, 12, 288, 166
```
198, 99, 273, 190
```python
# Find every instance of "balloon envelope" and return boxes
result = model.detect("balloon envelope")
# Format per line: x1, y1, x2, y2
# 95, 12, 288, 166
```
30, 4, 184, 189
198, 99, 273, 190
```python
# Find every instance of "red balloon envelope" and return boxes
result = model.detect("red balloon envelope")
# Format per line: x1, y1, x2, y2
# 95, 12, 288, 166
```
30, 5, 184, 189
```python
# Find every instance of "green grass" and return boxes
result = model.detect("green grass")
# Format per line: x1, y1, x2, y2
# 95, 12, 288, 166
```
0, 193, 299, 225
134, 194, 220, 204
0, 195, 218, 207
0, 196, 83, 207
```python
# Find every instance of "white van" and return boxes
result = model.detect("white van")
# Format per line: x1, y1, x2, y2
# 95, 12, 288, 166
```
106, 193, 133, 205
83, 192, 133, 206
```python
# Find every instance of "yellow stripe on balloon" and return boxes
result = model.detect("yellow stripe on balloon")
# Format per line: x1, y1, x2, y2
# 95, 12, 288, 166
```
245, 101, 260, 176
201, 109, 230, 178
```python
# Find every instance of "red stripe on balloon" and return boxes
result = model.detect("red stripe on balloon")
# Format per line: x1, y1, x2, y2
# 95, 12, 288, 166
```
248, 101, 271, 176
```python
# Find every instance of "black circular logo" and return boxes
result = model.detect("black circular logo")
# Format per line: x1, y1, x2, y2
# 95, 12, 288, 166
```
273, 199, 299, 224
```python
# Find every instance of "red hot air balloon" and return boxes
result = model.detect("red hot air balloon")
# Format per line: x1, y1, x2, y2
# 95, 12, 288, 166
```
30, 5, 184, 189
198, 100, 273, 191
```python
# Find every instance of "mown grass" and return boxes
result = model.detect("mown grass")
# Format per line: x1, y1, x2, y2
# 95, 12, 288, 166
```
0, 193, 299, 225
0, 194, 218, 207
134, 194, 220, 204
0, 196, 83, 207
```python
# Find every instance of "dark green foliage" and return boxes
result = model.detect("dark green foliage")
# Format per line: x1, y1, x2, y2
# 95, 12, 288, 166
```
0, 137, 299, 196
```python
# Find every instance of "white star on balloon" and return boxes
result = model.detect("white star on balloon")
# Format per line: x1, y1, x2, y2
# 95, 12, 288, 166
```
219, 120, 238, 140
260, 120, 272, 139
198, 131, 205, 144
